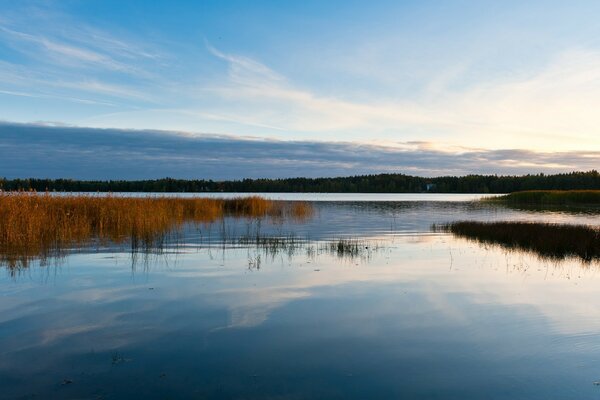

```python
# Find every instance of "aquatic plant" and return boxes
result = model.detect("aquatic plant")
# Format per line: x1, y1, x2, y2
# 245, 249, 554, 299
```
436, 221, 600, 262
329, 239, 363, 258
486, 190, 600, 206
0, 193, 312, 268
236, 233, 378, 264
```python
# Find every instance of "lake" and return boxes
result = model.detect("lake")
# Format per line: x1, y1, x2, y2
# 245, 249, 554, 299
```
51, 192, 494, 202
1, 194, 599, 399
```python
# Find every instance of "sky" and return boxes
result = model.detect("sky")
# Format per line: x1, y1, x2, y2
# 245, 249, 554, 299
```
0, 0, 599, 179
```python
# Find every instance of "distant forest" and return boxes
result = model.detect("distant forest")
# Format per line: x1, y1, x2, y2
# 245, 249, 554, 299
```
1, 171, 599, 193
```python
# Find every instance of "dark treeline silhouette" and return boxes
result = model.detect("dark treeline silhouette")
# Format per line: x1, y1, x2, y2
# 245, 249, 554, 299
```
1, 171, 599, 193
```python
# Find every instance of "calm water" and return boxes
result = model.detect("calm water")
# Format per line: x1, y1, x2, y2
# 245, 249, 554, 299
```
1, 195, 600, 399
50, 192, 495, 201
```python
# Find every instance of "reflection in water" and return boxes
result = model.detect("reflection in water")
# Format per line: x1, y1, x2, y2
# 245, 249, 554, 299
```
1, 199, 600, 399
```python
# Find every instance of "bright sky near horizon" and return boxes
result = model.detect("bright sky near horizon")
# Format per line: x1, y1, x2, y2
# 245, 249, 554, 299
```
0, 0, 599, 178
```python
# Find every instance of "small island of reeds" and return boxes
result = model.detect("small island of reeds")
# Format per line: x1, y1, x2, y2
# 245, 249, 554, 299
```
486, 190, 600, 206
436, 221, 600, 262
0, 193, 312, 267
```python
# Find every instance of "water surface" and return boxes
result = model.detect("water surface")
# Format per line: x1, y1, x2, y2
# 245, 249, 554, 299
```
51, 192, 496, 201
1, 196, 599, 399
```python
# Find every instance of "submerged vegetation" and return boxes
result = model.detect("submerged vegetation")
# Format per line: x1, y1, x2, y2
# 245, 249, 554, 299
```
328, 238, 371, 258
241, 235, 379, 269
0, 193, 312, 268
2, 170, 599, 193
436, 221, 600, 262
488, 190, 600, 206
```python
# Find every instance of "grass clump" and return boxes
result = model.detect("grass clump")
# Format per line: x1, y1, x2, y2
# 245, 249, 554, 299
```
329, 239, 363, 258
0, 193, 312, 268
436, 221, 600, 262
487, 190, 600, 206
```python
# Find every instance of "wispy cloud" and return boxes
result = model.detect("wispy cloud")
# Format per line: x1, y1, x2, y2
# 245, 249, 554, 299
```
206, 41, 285, 86
0, 26, 133, 72
0, 10, 162, 109
196, 45, 600, 150
0, 89, 118, 107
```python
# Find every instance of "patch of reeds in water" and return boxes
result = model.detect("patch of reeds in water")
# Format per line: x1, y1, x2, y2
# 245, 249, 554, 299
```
0, 193, 313, 268
487, 190, 600, 206
435, 221, 600, 262
328, 238, 369, 258
229, 230, 380, 269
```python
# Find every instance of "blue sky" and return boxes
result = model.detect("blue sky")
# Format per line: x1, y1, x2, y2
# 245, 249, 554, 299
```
0, 1, 599, 178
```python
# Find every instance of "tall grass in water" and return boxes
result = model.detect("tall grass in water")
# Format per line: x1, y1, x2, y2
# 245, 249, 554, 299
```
436, 221, 600, 262
238, 234, 378, 265
488, 190, 600, 205
0, 193, 312, 268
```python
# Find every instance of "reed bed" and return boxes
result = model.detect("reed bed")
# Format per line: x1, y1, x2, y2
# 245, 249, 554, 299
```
436, 221, 600, 261
487, 190, 600, 205
238, 234, 378, 265
328, 238, 366, 258
0, 193, 312, 268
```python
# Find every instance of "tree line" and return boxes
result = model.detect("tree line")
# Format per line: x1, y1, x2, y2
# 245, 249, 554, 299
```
1, 171, 599, 193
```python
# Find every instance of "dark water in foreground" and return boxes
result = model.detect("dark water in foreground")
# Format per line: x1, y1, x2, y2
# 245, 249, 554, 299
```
1, 198, 600, 399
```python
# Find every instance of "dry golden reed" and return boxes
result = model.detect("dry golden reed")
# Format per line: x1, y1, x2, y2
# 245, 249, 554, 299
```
0, 193, 313, 267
